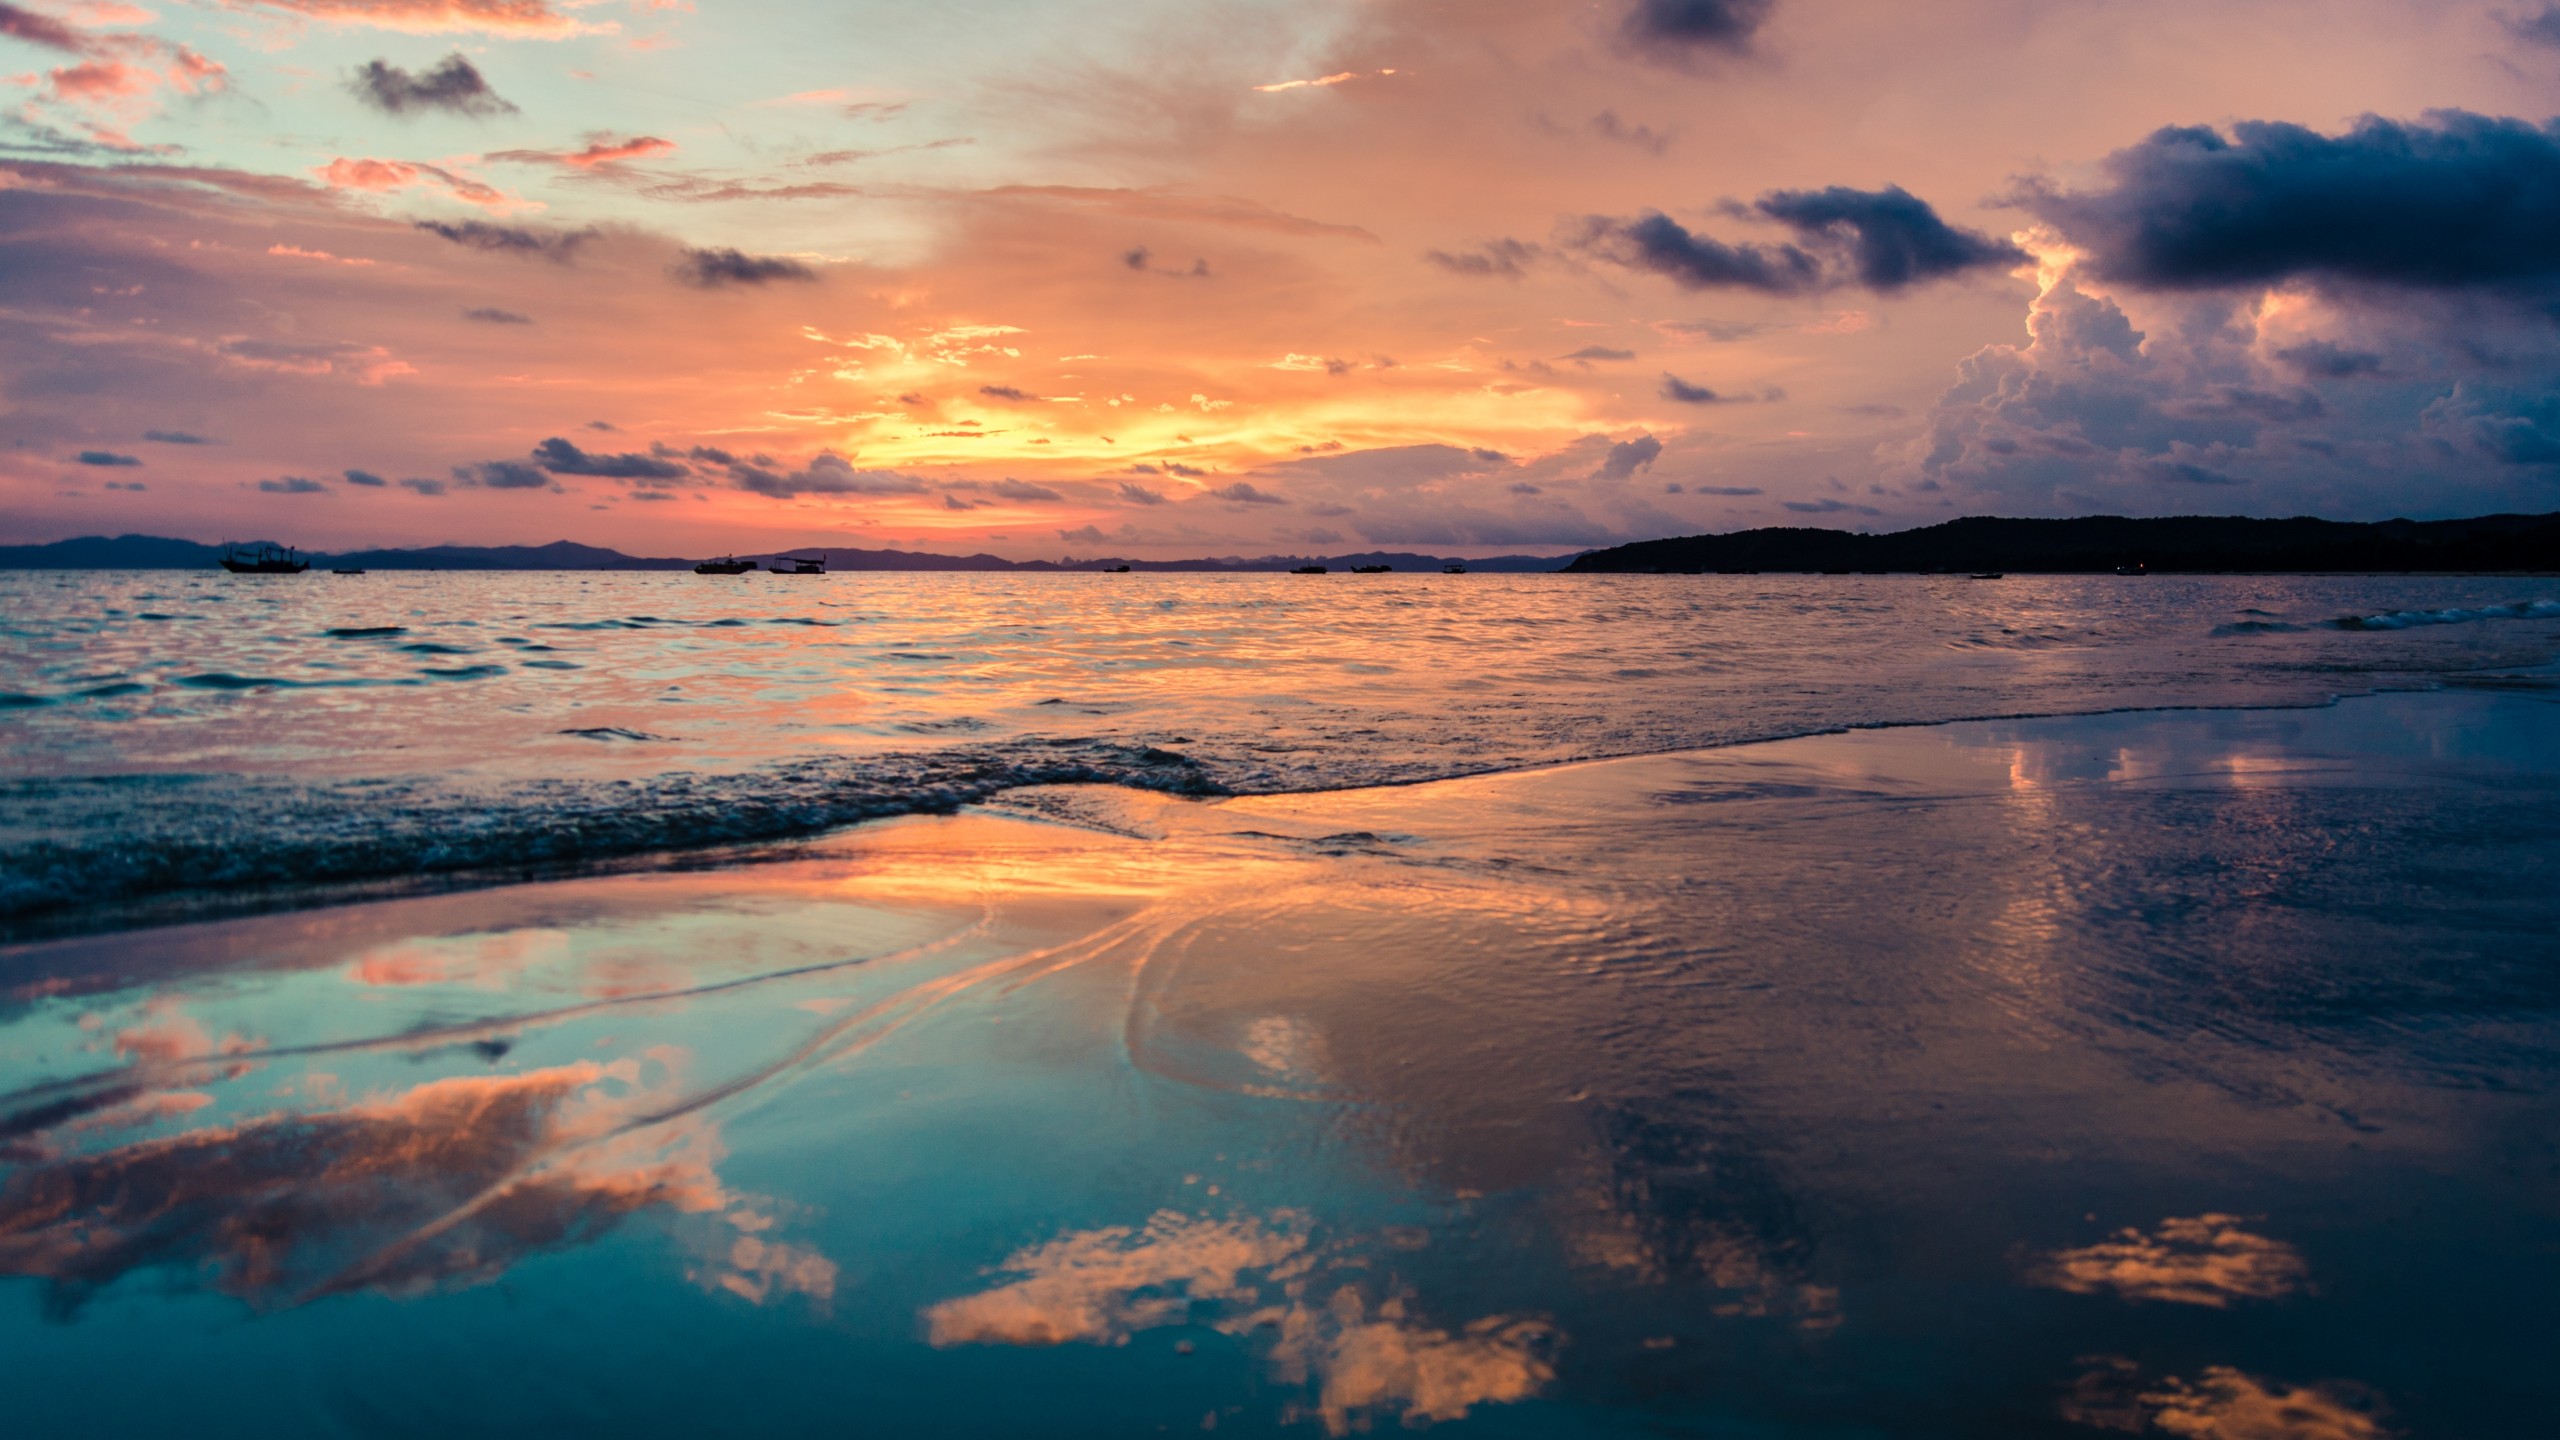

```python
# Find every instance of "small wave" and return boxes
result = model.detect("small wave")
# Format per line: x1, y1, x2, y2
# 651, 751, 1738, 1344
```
2211, 620, 2306, 636
420, 665, 507, 681
396, 642, 475, 655
0, 739, 1225, 937
2336, 599, 2560, 631
0, 692, 51, 709
560, 727, 671, 742
324, 626, 407, 639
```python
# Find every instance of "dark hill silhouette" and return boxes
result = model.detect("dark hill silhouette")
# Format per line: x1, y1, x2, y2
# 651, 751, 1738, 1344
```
0, 534, 1578, 573
1568, 513, 2560, 574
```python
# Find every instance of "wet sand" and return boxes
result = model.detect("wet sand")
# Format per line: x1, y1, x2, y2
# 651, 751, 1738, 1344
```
3, 685, 2555, 1437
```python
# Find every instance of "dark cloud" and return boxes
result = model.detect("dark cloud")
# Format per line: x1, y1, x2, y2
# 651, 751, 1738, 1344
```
1783, 497, 1883, 515
0, 3, 86, 52
454, 460, 552, 489
726, 452, 928, 498
2424, 382, 2560, 463
1576, 185, 2018, 294
142, 429, 211, 444
1116, 481, 1166, 505
1207, 481, 1288, 505
257, 476, 327, 494
462, 306, 532, 325
1509, 481, 1543, 494
399, 477, 447, 496
685, 445, 736, 465
671, 247, 818, 288
1594, 434, 1664, 480
1561, 345, 1636, 362
2501, 5, 2560, 47
530, 436, 688, 480
103, 479, 145, 491
1123, 246, 1151, 270
1162, 462, 1207, 478
1424, 238, 1546, 279
1659, 373, 1727, 403
415, 220, 593, 263
342, 469, 387, 487
1696, 485, 1764, 495
987, 477, 1062, 501
2274, 339, 2383, 377
349, 55, 517, 118
1574, 211, 1821, 293
1590, 110, 1671, 154
977, 384, 1033, 402
1754, 185, 2027, 289
2020, 113, 2560, 291
74, 450, 140, 467
1620, 0, 1776, 60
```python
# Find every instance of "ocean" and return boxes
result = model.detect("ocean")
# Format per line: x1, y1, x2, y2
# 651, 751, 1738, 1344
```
2, 570, 2558, 1437
3, 569, 2556, 935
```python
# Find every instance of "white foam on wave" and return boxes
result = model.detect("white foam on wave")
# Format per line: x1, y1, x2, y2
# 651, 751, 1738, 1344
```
2340, 599, 2560, 631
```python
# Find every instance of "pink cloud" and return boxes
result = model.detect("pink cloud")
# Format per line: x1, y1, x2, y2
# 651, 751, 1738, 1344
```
218, 0, 608, 38
315, 155, 516, 210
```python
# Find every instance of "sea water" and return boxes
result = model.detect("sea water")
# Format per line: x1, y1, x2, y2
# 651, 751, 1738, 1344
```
4, 569, 2557, 934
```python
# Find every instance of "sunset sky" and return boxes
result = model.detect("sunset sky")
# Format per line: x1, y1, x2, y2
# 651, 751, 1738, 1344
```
7, 0, 2560, 557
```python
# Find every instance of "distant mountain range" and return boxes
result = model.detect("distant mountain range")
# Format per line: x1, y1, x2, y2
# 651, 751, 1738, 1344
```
0, 535, 1577, 573
1569, 512, 2560, 574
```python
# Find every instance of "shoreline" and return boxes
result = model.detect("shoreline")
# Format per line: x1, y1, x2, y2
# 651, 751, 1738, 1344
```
7, 666, 2552, 946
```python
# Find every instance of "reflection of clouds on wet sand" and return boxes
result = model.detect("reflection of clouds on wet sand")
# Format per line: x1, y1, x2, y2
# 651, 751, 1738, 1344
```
2066, 1357, 2391, 1439
925, 1211, 1558, 1434
346, 929, 572, 990
924, 1211, 1309, 1345
0, 1054, 828, 1315
2032, 1215, 2308, 1307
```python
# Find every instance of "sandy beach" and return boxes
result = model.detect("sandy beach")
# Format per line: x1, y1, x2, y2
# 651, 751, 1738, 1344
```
5, 681, 2553, 1436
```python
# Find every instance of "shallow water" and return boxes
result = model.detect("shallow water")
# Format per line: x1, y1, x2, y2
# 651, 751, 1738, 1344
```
4, 570, 2559, 933
2, 687, 2553, 1436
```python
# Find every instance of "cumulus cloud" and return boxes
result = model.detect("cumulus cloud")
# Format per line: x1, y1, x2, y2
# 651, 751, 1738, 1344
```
257, 475, 327, 493
1574, 185, 2020, 295
985, 477, 1062, 501
453, 459, 550, 488
726, 452, 928, 498
399, 476, 447, 495
1619, 0, 1776, 61
143, 428, 211, 444
74, 449, 140, 465
415, 218, 593, 262
349, 53, 515, 116
462, 306, 532, 324
671, 247, 819, 288
532, 436, 689, 480
1116, 481, 1166, 505
1592, 434, 1663, 481
977, 384, 1033, 402
342, 468, 387, 486
1659, 373, 1727, 403
1208, 480, 1288, 504
318, 156, 510, 208
1423, 238, 1546, 279
2020, 112, 2560, 292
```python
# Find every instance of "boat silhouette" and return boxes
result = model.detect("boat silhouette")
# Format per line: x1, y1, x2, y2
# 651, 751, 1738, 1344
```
694, 556, 756, 575
1291, 565, 1327, 575
219, 543, 309, 575
769, 553, 827, 575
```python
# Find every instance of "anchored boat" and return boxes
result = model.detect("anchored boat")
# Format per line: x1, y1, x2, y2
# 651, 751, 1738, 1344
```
219, 543, 309, 575
694, 556, 756, 574
768, 553, 827, 575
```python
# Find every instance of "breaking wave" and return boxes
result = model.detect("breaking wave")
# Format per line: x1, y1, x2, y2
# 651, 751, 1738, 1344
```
2336, 599, 2560, 631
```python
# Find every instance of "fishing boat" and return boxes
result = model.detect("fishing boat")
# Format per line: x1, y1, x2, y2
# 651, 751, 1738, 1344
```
768, 553, 827, 575
2115, 562, 2149, 576
1968, 572, 2005, 580
1442, 564, 1466, 574
694, 555, 756, 575
219, 543, 309, 574
1351, 564, 1392, 574
1291, 565, 1327, 575
1105, 564, 1132, 573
